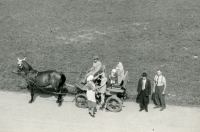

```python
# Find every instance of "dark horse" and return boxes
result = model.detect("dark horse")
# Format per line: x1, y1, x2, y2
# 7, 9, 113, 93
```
16, 58, 66, 105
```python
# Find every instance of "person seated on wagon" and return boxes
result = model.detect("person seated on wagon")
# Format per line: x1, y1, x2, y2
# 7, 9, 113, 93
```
107, 69, 118, 86
82, 55, 102, 84
107, 62, 125, 88
116, 62, 127, 99
115, 62, 125, 86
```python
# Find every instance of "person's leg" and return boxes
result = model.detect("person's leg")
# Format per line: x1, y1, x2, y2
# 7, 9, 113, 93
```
93, 70, 101, 77
94, 107, 97, 114
162, 94, 166, 107
152, 93, 158, 106
100, 94, 105, 105
83, 73, 89, 83
91, 108, 94, 114
160, 86, 166, 111
139, 91, 145, 111
144, 95, 148, 112
90, 108, 95, 117
121, 87, 127, 99
87, 100, 91, 114
88, 108, 91, 114
154, 86, 161, 108
158, 86, 164, 106
160, 87, 165, 107
99, 94, 105, 110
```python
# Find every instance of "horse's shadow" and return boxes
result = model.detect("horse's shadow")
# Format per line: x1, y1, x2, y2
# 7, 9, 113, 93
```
27, 87, 67, 107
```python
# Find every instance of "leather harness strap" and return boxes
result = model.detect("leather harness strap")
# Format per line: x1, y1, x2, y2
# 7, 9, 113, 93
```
34, 71, 38, 83
12, 71, 66, 95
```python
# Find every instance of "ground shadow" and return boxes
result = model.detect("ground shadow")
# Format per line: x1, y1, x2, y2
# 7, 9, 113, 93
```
25, 86, 70, 107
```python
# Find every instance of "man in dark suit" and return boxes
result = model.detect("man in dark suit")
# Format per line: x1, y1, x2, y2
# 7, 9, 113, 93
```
137, 72, 151, 112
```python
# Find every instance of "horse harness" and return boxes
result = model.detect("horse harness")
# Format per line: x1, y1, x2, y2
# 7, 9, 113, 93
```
13, 71, 66, 95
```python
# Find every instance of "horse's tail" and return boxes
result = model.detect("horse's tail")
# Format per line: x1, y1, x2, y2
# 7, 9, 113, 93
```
59, 73, 66, 89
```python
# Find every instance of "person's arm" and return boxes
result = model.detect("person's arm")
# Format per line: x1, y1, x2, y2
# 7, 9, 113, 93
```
162, 77, 166, 94
88, 83, 97, 92
83, 83, 89, 90
93, 62, 102, 74
153, 76, 156, 93
87, 66, 94, 73
137, 79, 140, 95
94, 74, 100, 80
117, 69, 124, 84
148, 80, 151, 96
98, 78, 107, 89
93, 87, 99, 92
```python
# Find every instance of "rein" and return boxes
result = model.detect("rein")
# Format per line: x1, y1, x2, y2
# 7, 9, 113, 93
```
12, 71, 66, 95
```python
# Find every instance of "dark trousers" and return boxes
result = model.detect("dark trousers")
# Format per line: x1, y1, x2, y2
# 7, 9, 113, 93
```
139, 90, 149, 110
155, 86, 166, 108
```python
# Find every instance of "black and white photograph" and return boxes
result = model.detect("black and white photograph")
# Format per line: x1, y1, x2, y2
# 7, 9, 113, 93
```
0, 0, 200, 131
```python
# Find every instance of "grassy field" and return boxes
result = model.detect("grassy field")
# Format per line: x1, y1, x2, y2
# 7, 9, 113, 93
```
0, 0, 200, 107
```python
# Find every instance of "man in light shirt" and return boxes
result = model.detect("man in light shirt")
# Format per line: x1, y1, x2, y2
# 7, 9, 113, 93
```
153, 69, 167, 111
82, 55, 102, 84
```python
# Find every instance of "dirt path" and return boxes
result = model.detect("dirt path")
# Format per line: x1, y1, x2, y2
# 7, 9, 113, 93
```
0, 91, 199, 132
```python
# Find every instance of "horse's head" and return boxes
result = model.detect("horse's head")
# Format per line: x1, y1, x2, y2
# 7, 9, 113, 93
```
17, 57, 33, 74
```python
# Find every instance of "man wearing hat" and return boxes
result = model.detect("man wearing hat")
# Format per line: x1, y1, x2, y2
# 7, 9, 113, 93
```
82, 55, 102, 84
137, 72, 151, 112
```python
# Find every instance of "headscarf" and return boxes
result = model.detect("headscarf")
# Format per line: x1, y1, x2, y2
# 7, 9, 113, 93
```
93, 55, 99, 60
87, 75, 94, 82
116, 62, 124, 70
112, 69, 116, 73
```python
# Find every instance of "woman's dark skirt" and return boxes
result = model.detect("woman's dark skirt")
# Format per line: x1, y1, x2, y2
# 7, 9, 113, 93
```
87, 100, 96, 108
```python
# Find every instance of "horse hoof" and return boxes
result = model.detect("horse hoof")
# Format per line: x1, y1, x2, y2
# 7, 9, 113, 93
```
58, 102, 62, 107
56, 99, 63, 103
29, 100, 33, 103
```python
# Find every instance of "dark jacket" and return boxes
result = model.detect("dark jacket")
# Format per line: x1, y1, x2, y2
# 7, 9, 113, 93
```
137, 78, 151, 96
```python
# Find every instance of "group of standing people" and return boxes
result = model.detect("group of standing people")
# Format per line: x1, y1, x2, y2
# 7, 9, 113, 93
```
137, 69, 167, 112
82, 55, 125, 117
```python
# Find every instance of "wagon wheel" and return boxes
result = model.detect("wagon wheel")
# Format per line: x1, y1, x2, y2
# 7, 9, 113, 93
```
106, 96, 122, 112
75, 94, 88, 108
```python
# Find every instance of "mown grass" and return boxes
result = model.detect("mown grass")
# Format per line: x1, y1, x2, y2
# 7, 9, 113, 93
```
0, 0, 200, 107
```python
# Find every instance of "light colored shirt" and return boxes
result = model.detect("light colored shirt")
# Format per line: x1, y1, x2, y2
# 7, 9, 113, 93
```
90, 61, 102, 75
116, 69, 124, 84
100, 77, 107, 89
109, 72, 117, 84
154, 75, 166, 86
142, 79, 146, 90
86, 81, 96, 102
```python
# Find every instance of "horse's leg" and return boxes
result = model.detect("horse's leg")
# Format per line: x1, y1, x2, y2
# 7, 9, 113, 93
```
58, 95, 62, 102
29, 85, 34, 103
56, 87, 62, 103
56, 86, 64, 106
51, 73, 66, 105
56, 94, 61, 103
56, 88, 62, 103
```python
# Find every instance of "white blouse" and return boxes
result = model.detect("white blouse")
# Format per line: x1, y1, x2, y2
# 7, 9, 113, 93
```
86, 81, 96, 102
154, 75, 166, 86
